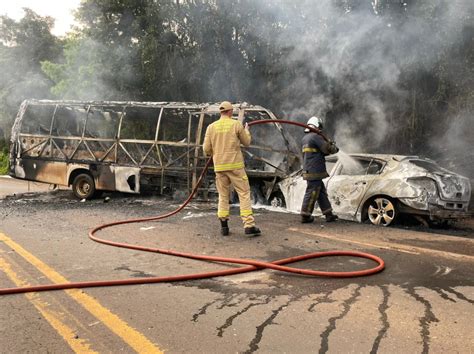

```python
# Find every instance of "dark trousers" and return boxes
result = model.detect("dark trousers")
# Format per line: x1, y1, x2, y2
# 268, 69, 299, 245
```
300, 179, 332, 216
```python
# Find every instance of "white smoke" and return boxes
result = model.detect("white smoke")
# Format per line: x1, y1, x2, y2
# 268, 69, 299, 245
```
252, 0, 473, 164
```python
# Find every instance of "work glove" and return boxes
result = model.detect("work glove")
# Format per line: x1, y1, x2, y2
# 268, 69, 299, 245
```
328, 141, 339, 154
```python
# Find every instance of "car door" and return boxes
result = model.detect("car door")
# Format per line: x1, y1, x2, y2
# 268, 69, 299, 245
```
326, 157, 379, 220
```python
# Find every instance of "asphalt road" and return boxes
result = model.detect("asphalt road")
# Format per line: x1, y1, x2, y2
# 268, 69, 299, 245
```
0, 180, 473, 353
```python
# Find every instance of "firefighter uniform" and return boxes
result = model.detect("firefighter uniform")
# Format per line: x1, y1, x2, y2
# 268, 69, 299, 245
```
203, 103, 256, 230
300, 129, 339, 222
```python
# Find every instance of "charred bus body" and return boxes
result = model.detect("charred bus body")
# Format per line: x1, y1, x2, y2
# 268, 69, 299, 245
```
9, 100, 300, 203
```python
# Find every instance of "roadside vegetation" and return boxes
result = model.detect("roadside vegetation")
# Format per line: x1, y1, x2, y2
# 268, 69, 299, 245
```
0, 140, 8, 175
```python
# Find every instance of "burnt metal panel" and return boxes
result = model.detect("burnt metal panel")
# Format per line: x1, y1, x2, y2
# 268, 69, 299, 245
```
115, 166, 140, 194
16, 159, 68, 185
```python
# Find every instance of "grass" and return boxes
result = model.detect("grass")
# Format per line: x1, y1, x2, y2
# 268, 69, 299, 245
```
0, 147, 8, 175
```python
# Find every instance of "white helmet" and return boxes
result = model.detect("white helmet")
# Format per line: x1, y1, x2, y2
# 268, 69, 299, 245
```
305, 116, 323, 132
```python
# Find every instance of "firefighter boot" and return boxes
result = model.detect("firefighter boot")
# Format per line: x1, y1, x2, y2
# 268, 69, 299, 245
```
325, 212, 339, 222
244, 226, 261, 237
301, 215, 315, 223
220, 219, 230, 236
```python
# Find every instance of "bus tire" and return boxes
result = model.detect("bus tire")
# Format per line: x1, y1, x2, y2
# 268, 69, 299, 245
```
72, 173, 96, 200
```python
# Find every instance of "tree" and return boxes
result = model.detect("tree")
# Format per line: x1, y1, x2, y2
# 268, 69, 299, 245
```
0, 9, 61, 141
11, 0, 474, 178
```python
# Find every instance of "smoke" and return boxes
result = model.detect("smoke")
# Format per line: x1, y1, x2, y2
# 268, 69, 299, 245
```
0, 9, 59, 141
430, 111, 474, 179
3, 1, 473, 181
0, 64, 53, 142
43, 36, 143, 101
248, 0, 473, 177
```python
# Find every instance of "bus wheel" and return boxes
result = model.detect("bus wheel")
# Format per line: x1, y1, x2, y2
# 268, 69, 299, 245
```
72, 173, 96, 200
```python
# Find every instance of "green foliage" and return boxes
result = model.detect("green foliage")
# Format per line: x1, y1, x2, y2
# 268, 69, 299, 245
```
41, 35, 115, 99
0, 142, 8, 175
0, 9, 62, 141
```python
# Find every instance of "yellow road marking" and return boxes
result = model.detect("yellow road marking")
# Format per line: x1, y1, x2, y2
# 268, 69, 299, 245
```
0, 257, 98, 354
0, 232, 163, 353
290, 227, 474, 261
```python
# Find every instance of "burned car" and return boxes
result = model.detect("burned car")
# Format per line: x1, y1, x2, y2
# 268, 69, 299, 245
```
9, 100, 300, 201
279, 153, 471, 226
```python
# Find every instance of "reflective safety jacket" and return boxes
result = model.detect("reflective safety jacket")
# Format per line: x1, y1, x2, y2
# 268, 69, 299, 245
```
301, 132, 339, 180
203, 116, 251, 172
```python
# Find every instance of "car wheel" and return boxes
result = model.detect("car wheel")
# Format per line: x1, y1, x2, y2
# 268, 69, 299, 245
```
72, 173, 96, 200
269, 192, 286, 208
367, 197, 397, 226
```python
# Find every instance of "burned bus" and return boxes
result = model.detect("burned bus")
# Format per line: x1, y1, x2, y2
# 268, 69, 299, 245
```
9, 100, 300, 203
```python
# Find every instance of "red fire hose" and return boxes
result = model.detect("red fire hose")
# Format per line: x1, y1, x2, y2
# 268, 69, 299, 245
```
0, 120, 384, 296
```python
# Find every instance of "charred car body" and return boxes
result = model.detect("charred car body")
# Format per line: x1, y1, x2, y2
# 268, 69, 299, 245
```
280, 153, 471, 226
9, 100, 300, 201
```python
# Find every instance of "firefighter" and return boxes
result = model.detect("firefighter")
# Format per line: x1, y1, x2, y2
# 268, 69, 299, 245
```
203, 101, 261, 237
300, 116, 339, 223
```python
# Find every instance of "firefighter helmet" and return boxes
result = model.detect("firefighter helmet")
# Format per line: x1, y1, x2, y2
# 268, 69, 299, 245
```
305, 116, 323, 132
307, 116, 323, 129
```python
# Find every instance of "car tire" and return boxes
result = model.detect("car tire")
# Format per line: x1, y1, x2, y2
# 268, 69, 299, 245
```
72, 173, 96, 200
367, 197, 397, 226
269, 191, 286, 208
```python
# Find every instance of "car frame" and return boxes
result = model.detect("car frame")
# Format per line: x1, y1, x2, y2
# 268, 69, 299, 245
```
279, 153, 471, 226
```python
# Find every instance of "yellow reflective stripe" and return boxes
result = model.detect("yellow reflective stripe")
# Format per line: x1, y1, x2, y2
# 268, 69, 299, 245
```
218, 210, 230, 218
302, 147, 319, 153
240, 209, 253, 217
214, 162, 245, 171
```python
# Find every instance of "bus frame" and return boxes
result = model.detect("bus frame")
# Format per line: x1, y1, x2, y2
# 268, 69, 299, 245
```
9, 99, 300, 202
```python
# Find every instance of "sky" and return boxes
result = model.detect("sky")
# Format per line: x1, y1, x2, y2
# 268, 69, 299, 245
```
0, 0, 81, 36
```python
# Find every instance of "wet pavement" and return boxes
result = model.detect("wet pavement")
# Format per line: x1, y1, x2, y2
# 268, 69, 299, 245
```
0, 179, 473, 353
